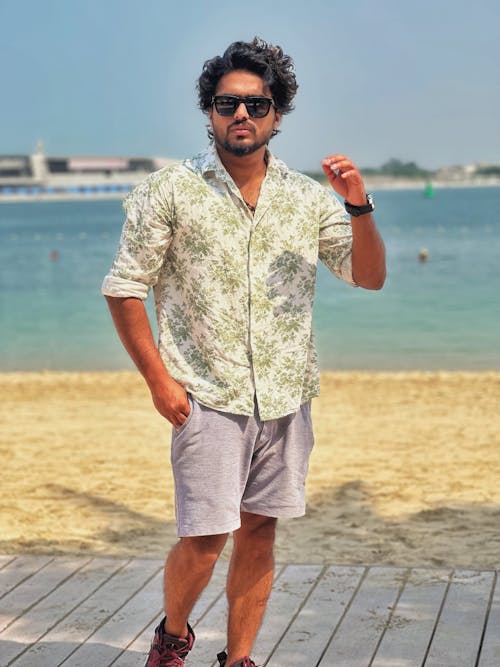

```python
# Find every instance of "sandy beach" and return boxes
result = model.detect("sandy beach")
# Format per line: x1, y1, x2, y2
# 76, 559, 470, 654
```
1, 371, 500, 569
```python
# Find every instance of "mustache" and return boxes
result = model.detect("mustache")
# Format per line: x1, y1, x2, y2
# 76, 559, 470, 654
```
229, 120, 254, 131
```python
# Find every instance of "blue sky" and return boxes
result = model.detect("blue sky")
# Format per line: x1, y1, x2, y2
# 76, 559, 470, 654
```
2, 0, 499, 171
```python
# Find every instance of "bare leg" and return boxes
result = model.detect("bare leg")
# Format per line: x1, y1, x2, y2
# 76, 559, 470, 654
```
225, 512, 277, 663
164, 533, 228, 637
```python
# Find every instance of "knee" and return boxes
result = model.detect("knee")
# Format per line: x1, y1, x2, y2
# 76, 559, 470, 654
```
179, 533, 228, 570
235, 514, 277, 556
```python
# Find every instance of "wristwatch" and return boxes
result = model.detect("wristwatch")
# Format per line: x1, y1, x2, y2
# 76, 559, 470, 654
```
344, 194, 375, 217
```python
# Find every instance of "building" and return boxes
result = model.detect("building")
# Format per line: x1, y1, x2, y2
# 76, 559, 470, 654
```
0, 143, 175, 202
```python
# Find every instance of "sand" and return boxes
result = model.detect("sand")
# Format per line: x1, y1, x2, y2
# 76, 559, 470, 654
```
1, 371, 500, 569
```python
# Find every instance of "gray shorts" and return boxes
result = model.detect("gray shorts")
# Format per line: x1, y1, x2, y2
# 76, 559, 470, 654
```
170, 395, 314, 537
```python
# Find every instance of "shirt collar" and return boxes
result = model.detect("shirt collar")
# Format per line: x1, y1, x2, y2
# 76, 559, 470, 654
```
194, 144, 288, 182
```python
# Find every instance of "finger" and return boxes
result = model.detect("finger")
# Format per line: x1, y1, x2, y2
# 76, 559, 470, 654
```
323, 156, 344, 168
179, 394, 191, 419
330, 159, 355, 172
323, 154, 347, 164
322, 162, 342, 179
340, 168, 359, 179
324, 161, 356, 179
173, 412, 186, 429
177, 400, 192, 427
322, 161, 336, 176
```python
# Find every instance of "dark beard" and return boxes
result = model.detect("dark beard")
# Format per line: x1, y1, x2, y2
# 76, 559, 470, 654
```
221, 136, 268, 157
214, 121, 271, 157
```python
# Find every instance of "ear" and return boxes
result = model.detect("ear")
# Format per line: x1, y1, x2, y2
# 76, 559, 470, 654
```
273, 111, 282, 130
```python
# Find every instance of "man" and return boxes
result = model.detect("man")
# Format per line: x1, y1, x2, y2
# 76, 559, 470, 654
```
102, 37, 385, 667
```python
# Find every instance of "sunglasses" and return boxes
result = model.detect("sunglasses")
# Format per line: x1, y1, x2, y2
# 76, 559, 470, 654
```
211, 95, 275, 118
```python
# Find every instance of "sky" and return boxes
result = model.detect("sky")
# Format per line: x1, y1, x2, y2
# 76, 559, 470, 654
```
1, 0, 499, 172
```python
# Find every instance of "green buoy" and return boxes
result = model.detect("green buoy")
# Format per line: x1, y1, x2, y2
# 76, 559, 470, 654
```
424, 181, 434, 198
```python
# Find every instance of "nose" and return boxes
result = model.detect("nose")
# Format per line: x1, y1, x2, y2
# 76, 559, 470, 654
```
233, 101, 249, 120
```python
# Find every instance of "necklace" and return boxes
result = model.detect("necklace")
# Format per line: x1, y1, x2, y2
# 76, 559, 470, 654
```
243, 199, 256, 213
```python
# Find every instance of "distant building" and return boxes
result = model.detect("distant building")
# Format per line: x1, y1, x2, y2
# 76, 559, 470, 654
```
0, 142, 176, 201
435, 162, 500, 184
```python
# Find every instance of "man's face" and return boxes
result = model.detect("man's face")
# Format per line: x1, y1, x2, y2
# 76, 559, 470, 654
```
209, 70, 282, 157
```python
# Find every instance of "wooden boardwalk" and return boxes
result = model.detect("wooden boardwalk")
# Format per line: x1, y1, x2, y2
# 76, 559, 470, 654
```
0, 555, 498, 667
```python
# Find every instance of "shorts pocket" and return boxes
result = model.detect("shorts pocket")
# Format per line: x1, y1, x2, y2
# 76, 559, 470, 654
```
175, 393, 195, 434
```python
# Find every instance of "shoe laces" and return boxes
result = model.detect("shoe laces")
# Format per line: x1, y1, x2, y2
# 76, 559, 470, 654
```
218, 653, 257, 667
154, 641, 189, 667
157, 647, 186, 667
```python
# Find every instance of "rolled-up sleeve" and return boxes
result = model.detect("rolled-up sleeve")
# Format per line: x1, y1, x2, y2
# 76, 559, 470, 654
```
317, 188, 357, 286
101, 174, 173, 300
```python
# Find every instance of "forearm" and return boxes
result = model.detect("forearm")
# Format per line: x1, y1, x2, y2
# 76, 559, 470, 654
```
105, 295, 190, 427
321, 154, 386, 290
105, 295, 170, 391
351, 214, 386, 289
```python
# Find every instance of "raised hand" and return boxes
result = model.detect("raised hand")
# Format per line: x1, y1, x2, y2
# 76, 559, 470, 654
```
322, 154, 367, 205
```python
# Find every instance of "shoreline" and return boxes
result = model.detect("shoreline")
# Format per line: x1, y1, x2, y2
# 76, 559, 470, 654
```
2, 370, 500, 568
363, 176, 500, 191
0, 178, 499, 204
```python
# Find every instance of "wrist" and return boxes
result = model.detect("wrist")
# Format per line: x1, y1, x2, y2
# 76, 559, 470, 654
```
345, 193, 367, 207
345, 193, 375, 217
141, 356, 172, 393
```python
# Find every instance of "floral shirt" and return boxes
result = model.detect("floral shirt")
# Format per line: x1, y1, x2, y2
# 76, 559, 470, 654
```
102, 145, 356, 420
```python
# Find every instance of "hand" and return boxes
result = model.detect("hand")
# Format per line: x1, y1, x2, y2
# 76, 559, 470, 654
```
150, 376, 191, 429
322, 154, 367, 206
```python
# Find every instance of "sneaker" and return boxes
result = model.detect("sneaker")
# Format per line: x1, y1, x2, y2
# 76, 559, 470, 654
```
144, 618, 195, 666
216, 651, 257, 667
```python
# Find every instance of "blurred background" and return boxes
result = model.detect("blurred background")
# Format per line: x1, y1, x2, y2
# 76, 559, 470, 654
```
1, 0, 499, 371
2, 0, 500, 583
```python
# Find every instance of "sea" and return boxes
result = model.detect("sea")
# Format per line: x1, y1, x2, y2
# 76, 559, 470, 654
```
1, 186, 499, 372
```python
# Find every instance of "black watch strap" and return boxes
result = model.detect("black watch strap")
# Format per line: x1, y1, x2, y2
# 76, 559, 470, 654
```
344, 194, 375, 217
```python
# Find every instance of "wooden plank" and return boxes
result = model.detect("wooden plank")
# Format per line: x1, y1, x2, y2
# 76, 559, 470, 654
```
253, 564, 324, 666
473, 572, 500, 667
0, 555, 16, 571
108, 611, 164, 667
189, 563, 292, 667
8, 558, 160, 667
0, 555, 54, 600
59, 568, 164, 666
318, 566, 408, 667
190, 558, 229, 626
425, 569, 495, 667
0, 556, 89, 634
0, 557, 497, 667
112, 558, 230, 667
4, 558, 128, 666
187, 567, 262, 667
266, 565, 365, 666
371, 568, 451, 667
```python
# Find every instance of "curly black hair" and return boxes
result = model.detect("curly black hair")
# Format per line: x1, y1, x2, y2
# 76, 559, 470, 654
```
197, 37, 298, 115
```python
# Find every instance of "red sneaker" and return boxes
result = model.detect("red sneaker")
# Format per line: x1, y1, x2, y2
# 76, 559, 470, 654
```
216, 651, 257, 667
144, 618, 195, 666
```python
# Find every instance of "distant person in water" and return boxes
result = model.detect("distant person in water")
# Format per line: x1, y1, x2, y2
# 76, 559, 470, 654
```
102, 37, 386, 667
418, 247, 430, 262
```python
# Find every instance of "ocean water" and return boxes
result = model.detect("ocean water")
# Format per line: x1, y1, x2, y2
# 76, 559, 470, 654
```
1, 187, 499, 372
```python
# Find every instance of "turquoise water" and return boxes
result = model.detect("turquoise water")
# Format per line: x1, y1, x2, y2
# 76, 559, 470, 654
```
1, 187, 499, 371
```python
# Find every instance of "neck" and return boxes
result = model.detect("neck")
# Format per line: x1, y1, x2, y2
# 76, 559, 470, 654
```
215, 145, 268, 187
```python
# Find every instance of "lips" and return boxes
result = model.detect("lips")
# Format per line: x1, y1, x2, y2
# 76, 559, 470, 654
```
229, 123, 253, 136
